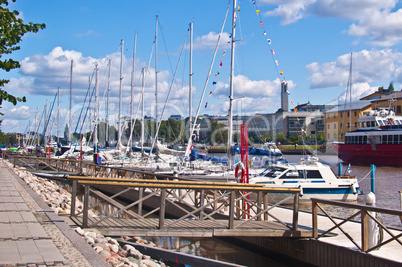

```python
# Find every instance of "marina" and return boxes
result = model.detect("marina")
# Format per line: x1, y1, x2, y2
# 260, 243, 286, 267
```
4, 153, 402, 266
1, 0, 402, 266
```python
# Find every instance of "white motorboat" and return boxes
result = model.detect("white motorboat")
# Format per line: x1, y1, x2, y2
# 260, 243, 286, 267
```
249, 156, 359, 203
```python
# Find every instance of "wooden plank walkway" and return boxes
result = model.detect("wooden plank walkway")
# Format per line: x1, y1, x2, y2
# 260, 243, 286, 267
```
71, 217, 312, 238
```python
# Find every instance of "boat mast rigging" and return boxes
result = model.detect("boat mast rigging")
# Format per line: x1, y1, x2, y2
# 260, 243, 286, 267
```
129, 32, 137, 152
106, 59, 111, 146
227, 0, 237, 168
155, 15, 158, 141
189, 22, 193, 140
69, 60, 73, 144
117, 39, 124, 148
93, 63, 99, 151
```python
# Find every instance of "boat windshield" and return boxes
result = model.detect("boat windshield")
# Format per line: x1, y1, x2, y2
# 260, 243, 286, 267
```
263, 167, 286, 178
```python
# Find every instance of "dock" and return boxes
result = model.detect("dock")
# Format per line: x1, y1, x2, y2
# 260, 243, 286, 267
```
7, 155, 402, 266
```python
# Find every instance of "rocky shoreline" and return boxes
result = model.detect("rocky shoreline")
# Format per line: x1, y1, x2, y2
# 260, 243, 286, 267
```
5, 160, 167, 267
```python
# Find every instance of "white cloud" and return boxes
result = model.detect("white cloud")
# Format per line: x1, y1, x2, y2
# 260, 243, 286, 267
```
193, 32, 231, 50
345, 9, 402, 47
264, 0, 315, 25
337, 82, 378, 102
214, 75, 295, 97
306, 49, 402, 89
261, 0, 402, 46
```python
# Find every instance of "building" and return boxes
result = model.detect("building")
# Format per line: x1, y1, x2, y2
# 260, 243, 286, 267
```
323, 89, 402, 142
324, 101, 372, 142
168, 115, 182, 121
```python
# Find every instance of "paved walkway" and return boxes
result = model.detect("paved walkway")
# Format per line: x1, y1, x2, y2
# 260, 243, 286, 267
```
0, 161, 109, 266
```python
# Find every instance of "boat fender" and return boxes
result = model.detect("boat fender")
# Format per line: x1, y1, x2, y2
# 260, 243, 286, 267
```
298, 185, 303, 196
350, 183, 357, 194
235, 162, 244, 183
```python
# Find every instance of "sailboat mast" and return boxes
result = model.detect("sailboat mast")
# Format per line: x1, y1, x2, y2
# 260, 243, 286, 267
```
94, 63, 99, 150
118, 39, 124, 147
227, 0, 237, 168
106, 59, 111, 146
189, 22, 193, 139
349, 52, 352, 132
155, 15, 158, 139
57, 87, 60, 145
69, 60, 73, 143
130, 32, 137, 150
141, 68, 145, 153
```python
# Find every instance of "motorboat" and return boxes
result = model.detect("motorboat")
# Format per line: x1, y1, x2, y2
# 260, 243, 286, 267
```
248, 156, 359, 203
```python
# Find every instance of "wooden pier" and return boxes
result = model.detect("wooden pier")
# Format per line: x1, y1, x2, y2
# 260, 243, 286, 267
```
67, 176, 307, 238
10, 155, 402, 266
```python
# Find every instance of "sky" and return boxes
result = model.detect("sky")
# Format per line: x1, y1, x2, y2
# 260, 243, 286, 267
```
2, 0, 402, 136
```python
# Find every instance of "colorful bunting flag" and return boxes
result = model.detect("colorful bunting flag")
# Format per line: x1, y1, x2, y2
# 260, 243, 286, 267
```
291, 100, 294, 105
205, 102, 208, 108
302, 129, 306, 134
223, 50, 226, 56
215, 71, 220, 76
280, 71, 283, 75
263, 31, 266, 36
256, 10, 260, 15
260, 21, 263, 26
295, 108, 298, 113
271, 49, 275, 55
220, 60, 222, 66
209, 91, 212, 96
212, 81, 217, 85
237, 6, 240, 11
267, 39, 271, 44
275, 60, 279, 65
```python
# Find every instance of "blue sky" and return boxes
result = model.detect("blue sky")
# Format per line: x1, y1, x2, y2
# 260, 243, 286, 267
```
2, 0, 402, 135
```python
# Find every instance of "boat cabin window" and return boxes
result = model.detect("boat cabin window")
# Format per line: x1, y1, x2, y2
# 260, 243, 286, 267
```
345, 135, 368, 144
306, 170, 323, 179
382, 135, 402, 144
263, 168, 285, 178
279, 170, 323, 179
377, 120, 384, 126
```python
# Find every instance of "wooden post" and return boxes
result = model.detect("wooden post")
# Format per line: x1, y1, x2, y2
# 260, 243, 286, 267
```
159, 188, 166, 230
13, 156, 16, 168
361, 209, 369, 252
200, 189, 205, 220
292, 192, 299, 231
312, 199, 318, 238
264, 192, 268, 221
257, 191, 262, 221
138, 187, 143, 216
228, 190, 235, 229
70, 179, 77, 217
82, 185, 90, 228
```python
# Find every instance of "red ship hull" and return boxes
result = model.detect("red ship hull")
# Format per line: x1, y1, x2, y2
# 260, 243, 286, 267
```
338, 144, 402, 166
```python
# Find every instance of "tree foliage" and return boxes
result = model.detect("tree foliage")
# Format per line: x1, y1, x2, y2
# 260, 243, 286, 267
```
0, 0, 45, 108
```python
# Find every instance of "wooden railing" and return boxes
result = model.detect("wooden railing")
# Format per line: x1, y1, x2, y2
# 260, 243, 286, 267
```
312, 198, 402, 253
13, 155, 84, 173
68, 176, 302, 233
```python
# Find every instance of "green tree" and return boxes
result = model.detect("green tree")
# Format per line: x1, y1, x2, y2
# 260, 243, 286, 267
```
0, 0, 45, 111
388, 82, 394, 92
